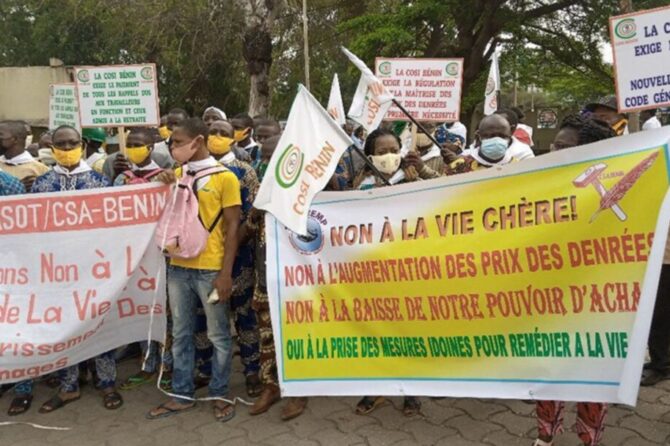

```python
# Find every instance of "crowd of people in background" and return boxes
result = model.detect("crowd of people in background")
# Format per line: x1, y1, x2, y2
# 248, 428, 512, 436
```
0, 95, 668, 446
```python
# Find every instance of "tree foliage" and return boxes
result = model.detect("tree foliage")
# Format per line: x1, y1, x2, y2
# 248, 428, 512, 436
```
1, 0, 666, 120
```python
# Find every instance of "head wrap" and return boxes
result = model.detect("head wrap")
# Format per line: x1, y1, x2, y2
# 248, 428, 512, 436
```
203, 106, 227, 120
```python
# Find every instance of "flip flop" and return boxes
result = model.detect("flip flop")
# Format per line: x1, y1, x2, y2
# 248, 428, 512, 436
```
213, 402, 235, 423
120, 373, 156, 390
103, 391, 123, 410
145, 402, 196, 420
402, 397, 421, 417
38, 394, 81, 414
8, 395, 33, 416
355, 396, 386, 415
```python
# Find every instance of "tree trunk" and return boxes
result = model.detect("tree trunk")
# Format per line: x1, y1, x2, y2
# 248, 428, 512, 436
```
236, 0, 281, 117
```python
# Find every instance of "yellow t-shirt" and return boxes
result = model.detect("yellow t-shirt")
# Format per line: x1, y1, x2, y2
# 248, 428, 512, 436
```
170, 165, 242, 271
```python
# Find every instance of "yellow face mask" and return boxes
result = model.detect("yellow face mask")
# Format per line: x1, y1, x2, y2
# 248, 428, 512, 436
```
126, 145, 151, 165
233, 128, 249, 142
158, 126, 171, 140
52, 146, 83, 167
612, 118, 628, 136
207, 135, 234, 155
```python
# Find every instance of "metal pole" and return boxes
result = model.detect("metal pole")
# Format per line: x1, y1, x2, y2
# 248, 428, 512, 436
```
302, 0, 311, 90
620, 0, 640, 132
349, 145, 392, 186
391, 99, 443, 149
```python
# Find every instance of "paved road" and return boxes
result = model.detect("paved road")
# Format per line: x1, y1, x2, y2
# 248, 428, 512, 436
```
1, 359, 669, 445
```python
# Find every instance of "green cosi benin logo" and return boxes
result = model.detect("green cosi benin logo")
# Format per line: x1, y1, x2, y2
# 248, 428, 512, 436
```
445, 62, 459, 76
275, 143, 304, 188
140, 66, 154, 81
378, 61, 392, 76
615, 18, 636, 40
77, 69, 90, 83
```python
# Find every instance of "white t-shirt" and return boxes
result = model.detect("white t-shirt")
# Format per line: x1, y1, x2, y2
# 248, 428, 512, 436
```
643, 116, 662, 131
508, 137, 534, 160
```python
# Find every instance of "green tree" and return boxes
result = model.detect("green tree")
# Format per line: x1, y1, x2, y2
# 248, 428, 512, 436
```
338, 0, 669, 124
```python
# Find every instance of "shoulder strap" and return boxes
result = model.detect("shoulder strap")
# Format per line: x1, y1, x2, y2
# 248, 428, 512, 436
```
143, 168, 164, 179
187, 165, 230, 233
122, 170, 138, 180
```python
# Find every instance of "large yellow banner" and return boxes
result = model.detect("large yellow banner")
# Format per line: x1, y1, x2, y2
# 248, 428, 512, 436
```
266, 129, 670, 404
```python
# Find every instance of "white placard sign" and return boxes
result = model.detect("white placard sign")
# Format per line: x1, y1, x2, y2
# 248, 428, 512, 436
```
610, 5, 670, 113
74, 64, 160, 128
48, 84, 81, 131
375, 58, 464, 122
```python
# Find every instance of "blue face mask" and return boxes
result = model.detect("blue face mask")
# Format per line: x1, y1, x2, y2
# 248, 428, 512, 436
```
479, 137, 509, 161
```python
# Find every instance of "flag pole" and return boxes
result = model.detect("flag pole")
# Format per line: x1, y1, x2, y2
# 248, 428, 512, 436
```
391, 99, 443, 149
302, 0, 311, 90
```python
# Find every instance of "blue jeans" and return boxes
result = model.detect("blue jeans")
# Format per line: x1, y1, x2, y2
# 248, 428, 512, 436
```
168, 266, 233, 404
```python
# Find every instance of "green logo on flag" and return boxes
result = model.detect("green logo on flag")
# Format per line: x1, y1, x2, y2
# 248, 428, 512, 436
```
275, 144, 304, 188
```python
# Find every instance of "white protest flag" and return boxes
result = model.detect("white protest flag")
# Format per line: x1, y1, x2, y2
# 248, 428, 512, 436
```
254, 84, 352, 236
327, 74, 346, 126
342, 47, 394, 132
484, 52, 500, 116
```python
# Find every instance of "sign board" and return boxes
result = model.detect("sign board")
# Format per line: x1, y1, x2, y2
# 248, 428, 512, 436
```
609, 5, 670, 113
74, 64, 160, 128
48, 84, 81, 131
538, 109, 559, 129
375, 58, 464, 122
267, 128, 670, 405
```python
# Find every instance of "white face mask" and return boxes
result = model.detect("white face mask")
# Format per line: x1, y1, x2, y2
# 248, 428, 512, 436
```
370, 152, 401, 175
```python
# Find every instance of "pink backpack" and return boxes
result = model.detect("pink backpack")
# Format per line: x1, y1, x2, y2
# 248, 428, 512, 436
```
155, 165, 228, 259
122, 168, 163, 185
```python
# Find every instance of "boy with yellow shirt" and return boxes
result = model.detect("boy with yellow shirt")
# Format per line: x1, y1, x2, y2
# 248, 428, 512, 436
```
0, 120, 49, 190
147, 118, 242, 423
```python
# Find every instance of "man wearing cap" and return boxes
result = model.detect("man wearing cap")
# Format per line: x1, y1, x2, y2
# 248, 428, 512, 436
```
83, 127, 108, 173
584, 95, 628, 136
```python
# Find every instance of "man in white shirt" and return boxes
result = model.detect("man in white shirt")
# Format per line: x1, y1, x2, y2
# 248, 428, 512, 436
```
462, 111, 534, 161
642, 109, 663, 131
495, 108, 534, 160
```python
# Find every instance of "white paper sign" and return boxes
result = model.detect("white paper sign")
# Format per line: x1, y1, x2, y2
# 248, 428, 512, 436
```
74, 64, 160, 128
375, 58, 464, 122
49, 84, 81, 131
0, 184, 169, 384
610, 5, 670, 112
